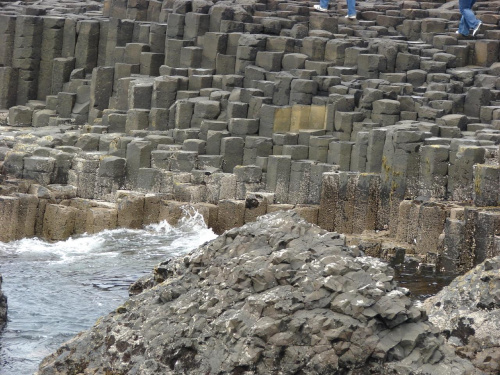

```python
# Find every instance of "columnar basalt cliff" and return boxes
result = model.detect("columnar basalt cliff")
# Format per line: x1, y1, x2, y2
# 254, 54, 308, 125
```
1, 0, 500, 272
0, 0, 500, 371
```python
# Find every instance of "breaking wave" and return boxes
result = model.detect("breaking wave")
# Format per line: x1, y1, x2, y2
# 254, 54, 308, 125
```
0, 209, 216, 375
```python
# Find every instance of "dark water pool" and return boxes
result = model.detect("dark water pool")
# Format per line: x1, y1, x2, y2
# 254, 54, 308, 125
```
394, 265, 457, 300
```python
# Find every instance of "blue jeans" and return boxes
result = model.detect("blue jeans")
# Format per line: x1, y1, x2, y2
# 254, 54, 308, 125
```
346, 0, 356, 16
458, 0, 480, 36
319, 0, 355, 15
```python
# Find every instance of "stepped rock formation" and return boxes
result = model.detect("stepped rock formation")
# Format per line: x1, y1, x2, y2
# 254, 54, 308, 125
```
424, 256, 500, 374
0, 0, 499, 371
37, 212, 479, 375
0, 0, 500, 273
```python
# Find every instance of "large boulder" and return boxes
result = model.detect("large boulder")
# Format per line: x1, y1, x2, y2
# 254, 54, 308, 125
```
424, 256, 500, 374
37, 212, 478, 375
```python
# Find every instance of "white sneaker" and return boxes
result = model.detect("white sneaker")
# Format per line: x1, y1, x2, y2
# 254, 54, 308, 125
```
345, 14, 356, 19
314, 4, 328, 12
472, 21, 482, 37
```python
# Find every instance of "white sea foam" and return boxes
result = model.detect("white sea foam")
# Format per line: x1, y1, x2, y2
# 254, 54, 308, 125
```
0, 208, 217, 263
0, 235, 105, 260
0, 208, 217, 375
146, 207, 217, 255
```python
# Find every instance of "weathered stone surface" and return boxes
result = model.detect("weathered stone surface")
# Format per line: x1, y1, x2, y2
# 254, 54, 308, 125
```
37, 212, 477, 375
424, 256, 500, 374
42, 203, 78, 241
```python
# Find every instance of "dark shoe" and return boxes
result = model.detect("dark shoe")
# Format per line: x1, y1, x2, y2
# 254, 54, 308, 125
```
472, 21, 482, 37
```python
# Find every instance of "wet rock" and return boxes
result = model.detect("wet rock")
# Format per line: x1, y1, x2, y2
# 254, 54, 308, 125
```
37, 212, 478, 375
424, 256, 500, 374
0, 274, 6, 329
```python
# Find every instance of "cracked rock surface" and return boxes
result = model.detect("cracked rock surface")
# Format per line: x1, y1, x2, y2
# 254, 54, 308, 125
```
424, 256, 500, 374
37, 211, 479, 375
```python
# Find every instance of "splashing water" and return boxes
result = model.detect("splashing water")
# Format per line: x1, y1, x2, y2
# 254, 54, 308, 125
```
0, 211, 217, 375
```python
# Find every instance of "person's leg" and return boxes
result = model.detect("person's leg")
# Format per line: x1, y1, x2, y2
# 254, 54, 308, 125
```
458, 15, 469, 36
319, 0, 329, 9
458, 0, 470, 36
463, 8, 480, 30
346, 0, 356, 16
458, 0, 479, 35
462, 0, 480, 28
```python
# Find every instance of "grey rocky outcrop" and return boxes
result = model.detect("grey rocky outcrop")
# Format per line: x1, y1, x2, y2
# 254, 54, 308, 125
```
37, 212, 479, 375
424, 256, 500, 374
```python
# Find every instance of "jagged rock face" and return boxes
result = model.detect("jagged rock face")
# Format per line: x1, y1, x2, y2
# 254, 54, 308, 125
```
424, 256, 500, 374
0, 274, 7, 328
37, 212, 477, 375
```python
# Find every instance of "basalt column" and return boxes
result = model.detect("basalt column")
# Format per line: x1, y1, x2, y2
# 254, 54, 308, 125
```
0, 15, 17, 108
13, 15, 43, 105
37, 17, 65, 100
379, 126, 430, 234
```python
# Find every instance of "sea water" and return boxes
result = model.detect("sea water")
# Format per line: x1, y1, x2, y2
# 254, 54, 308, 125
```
0, 211, 217, 375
